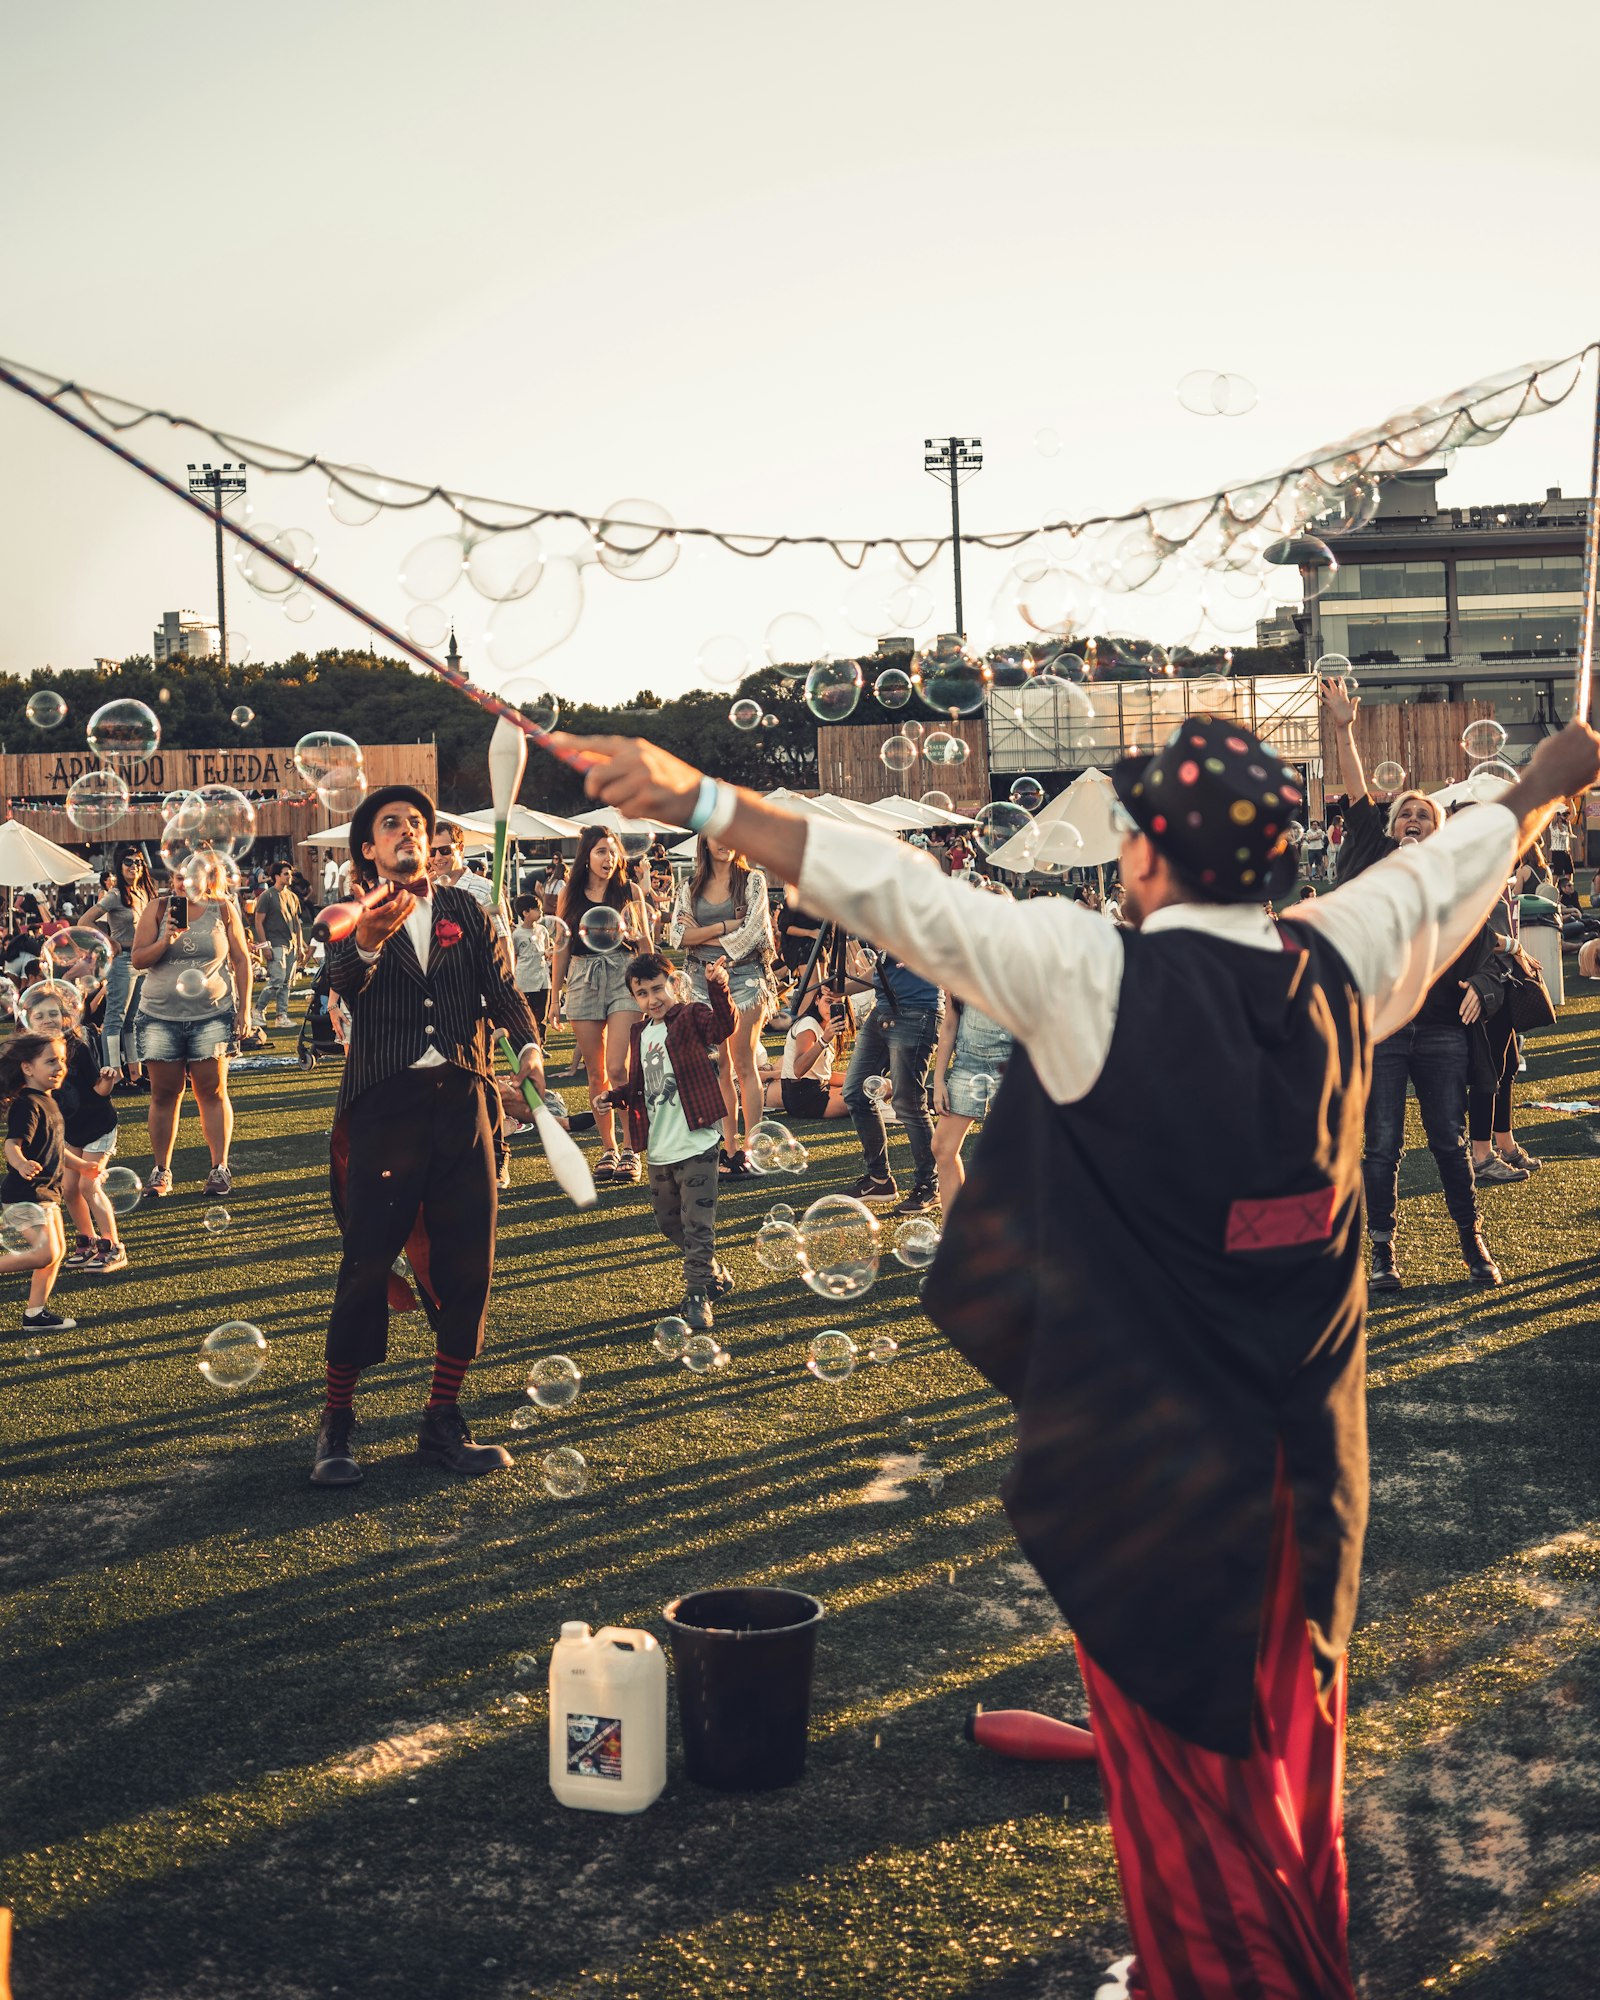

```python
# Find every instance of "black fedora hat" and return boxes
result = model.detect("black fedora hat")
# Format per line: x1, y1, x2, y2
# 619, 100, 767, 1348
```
1111, 714, 1303, 904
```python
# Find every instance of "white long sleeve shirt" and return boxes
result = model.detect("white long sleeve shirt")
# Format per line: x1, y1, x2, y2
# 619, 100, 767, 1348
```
795, 805, 1521, 1106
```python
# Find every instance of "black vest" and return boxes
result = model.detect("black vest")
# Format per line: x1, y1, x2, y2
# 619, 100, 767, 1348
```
924, 919, 1370, 1755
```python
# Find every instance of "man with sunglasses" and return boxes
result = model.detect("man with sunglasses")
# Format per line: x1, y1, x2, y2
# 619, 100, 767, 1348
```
549, 712, 1600, 2000
426, 821, 497, 909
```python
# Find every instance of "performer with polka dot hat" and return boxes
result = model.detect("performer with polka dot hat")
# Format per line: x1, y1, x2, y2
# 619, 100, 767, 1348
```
555, 708, 1600, 2000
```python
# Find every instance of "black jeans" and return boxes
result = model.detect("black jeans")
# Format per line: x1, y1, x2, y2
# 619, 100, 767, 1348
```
1468, 1007, 1518, 1144
1362, 1023, 1478, 1241
843, 1003, 941, 1187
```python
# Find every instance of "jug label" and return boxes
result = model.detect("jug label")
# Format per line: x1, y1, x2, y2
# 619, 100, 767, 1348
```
566, 1713, 622, 1781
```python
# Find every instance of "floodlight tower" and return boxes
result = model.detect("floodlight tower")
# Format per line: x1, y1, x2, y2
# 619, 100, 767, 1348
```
923, 436, 982, 637
186, 461, 247, 667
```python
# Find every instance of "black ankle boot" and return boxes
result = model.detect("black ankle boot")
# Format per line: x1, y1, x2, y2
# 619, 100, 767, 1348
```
416, 1404, 511, 1475
1461, 1232, 1502, 1287
1369, 1239, 1401, 1292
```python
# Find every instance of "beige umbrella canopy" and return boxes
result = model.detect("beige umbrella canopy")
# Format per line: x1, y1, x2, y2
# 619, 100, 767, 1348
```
0, 818, 98, 888
299, 810, 493, 850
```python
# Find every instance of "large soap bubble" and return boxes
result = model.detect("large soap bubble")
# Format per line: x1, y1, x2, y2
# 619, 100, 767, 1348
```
86, 699, 160, 759
199, 1321, 267, 1388
798, 1195, 881, 1301
65, 769, 130, 835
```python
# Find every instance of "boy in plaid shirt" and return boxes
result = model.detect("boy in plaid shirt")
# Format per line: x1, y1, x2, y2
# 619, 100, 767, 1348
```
599, 952, 736, 1330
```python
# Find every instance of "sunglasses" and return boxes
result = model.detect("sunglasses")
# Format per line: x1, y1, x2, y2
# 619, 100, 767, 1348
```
429, 844, 455, 857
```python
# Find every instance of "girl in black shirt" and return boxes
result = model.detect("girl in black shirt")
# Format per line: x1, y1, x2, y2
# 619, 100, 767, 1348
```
57, 1029, 125, 1274
0, 1031, 73, 1330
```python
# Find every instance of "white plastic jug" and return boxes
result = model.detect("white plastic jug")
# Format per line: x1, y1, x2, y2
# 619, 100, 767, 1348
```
548, 1621, 667, 1813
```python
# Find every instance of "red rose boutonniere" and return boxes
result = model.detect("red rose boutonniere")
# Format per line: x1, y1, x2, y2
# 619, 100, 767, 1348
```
434, 918, 463, 949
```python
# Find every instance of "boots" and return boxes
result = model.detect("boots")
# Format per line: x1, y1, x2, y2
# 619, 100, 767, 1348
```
1369, 1238, 1401, 1293
1461, 1231, 1502, 1287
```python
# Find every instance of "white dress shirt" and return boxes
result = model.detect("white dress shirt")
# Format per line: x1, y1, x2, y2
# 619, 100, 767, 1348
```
795, 805, 1521, 1107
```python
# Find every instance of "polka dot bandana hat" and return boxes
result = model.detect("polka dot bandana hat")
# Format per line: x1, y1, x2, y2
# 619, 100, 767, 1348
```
1110, 714, 1304, 904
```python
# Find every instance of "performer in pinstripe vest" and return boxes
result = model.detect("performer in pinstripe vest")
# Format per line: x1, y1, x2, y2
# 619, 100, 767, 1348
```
311, 785, 544, 1489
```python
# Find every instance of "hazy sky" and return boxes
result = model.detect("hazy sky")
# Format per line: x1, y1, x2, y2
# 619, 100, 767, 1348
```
5, 0, 1600, 709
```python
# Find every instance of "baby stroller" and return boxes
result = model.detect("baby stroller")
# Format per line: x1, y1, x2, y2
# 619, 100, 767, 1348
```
296, 955, 346, 1071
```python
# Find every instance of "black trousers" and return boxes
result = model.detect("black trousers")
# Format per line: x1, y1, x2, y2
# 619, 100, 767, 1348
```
327, 1065, 498, 1369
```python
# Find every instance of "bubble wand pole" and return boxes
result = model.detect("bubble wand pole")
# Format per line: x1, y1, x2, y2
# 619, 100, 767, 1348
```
0, 361, 598, 774
1577, 347, 1600, 726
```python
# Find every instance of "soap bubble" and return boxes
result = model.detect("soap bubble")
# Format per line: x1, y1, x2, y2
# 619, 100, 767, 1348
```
755, 1219, 802, 1273
1468, 758, 1519, 801
867, 1333, 900, 1364
405, 602, 450, 649
160, 789, 195, 818
614, 821, 653, 862
283, 593, 316, 625
913, 638, 991, 717
597, 498, 678, 582
398, 534, 466, 601
1263, 535, 1338, 600
919, 790, 955, 813
682, 1334, 729, 1372
541, 1446, 590, 1498
178, 849, 241, 900
748, 1118, 794, 1173
326, 465, 384, 527
1035, 426, 1061, 457
42, 927, 113, 987
1177, 369, 1224, 416
697, 634, 750, 685
17, 981, 80, 1032
766, 611, 827, 671
527, 1354, 582, 1409
1009, 776, 1045, 811
880, 734, 919, 773
888, 579, 935, 629
230, 705, 255, 729
730, 698, 763, 731
161, 784, 257, 863
0, 1202, 49, 1254
863, 1073, 891, 1104
1314, 654, 1353, 679
1190, 673, 1235, 709
483, 556, 585, 670
318, 778, 368, 816
509, 1406, 538, 1431
1462, 718, 1508, 761
894, 1218, 941, 1269
776, 1132, 809, 1174
804, 659, 863, 722
807, 1331, 858, 1384
466, 526, 543, 601
1282, 821, 1306, 849
87, 699, 160, 758
101, 1166, 144, 1216
0, 979, 16, 1020
972, 801, 1033, 855
65, 769, 130, 835
874, 667, 913, 709
577, 906, 624, 955
237, 525, 317, 597
968, 1071, 1000, 1114
293, 731, 364, 790
501, 675, 560, 732
798, 1194, 881, 1301
174, 968, 209, 1001
203, 1205, 231, 1233
1211, 373, 1258, 416
760, 713, 780, 730
924, 732, 969, 767
1371, 760, 1406, 792
198, 1321, 267, 1388
535, 914, 570, 952
512, 1652, 540, 1679
767, 1202, 795, 1226
25, 690, 66, 729
652, 1316, 689, 1360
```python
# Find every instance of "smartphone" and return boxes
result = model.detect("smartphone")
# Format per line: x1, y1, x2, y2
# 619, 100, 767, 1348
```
167, 893, 189, 931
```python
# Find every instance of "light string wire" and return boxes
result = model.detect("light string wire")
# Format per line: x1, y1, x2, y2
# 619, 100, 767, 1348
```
0, 360, 595, 775
0, 346, 1594, 575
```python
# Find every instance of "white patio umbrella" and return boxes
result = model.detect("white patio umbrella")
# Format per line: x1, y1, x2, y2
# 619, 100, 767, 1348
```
299, 809, 494, 849
567, 805, 682, 837
870, 793, 977, 827
0, 818, 97, 888
456, 804, 585, 840
666, 789, 857, 859
986, 769, 1122, 873
809, 793, 919, 832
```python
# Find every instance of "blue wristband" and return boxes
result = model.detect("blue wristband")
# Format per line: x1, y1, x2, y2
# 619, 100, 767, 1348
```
686, 774, 720, 834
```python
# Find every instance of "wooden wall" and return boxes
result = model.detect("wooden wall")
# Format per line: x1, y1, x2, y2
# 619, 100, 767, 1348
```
1317, 701, 1495, 803
816, 719, 990, 813
0, 744, 437, 858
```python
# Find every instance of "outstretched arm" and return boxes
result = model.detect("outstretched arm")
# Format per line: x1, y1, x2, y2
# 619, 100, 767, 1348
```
1319, 677, 1370, 804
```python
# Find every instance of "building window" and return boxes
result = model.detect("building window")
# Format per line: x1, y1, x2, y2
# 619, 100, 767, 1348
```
1460, 680, 1548, 726
1321, 560, 1447, 601
1456, 554, 1583, 597
1455, 608, 1580, 658
1317, 613, 1448, 663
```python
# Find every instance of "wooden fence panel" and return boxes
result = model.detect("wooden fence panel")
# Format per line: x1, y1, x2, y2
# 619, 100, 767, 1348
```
816, 720, 990, 813
1317, 701, 1495, 801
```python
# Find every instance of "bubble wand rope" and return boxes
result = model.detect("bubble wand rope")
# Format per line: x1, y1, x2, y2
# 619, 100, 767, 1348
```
1577, 350, 1600, 725
0, 360, 598, 776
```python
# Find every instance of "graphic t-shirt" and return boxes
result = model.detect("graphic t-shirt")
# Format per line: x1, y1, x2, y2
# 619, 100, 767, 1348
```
640, 1019, 719, 1165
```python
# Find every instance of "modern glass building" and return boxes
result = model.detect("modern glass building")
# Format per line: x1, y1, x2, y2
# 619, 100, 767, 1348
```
1306, 468, 1587, 753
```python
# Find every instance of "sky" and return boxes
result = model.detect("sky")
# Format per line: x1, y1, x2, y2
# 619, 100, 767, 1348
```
4, 0, 1600, 712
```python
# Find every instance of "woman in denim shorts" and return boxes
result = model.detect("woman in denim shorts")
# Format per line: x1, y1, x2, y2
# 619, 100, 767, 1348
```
930, 990, 1014, 1210
128, 871, 255, 1200
669, 837, 775, 1176
551, 828, 649, 1183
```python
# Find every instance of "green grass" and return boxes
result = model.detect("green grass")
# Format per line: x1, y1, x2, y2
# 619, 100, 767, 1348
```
4, 999, 1600, 1998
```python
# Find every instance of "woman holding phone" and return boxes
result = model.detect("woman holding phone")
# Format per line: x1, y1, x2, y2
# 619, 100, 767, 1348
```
129, 867, 254, 1199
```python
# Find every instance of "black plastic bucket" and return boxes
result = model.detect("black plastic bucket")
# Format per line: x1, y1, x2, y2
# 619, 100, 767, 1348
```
662, 1587, 824, 1791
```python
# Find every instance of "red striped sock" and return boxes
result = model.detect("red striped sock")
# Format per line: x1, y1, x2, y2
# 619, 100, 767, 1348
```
324, 1363, 361, 1412
427, 1351, 471, 1409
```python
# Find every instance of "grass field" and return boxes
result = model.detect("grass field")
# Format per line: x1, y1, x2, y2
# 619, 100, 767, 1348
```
3, 992, 1600, 2000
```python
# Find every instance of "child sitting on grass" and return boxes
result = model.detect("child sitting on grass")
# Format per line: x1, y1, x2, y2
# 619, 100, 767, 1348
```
596, 952, 735, 1331
0, 1031, 74, 1331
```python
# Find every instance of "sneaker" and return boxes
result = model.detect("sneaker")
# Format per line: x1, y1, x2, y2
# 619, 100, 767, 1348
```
22, 1306, 76, 1331
1473, 1154, 1528, 1185
892, 1183, 939, 1216
850, 1173, 899, 1203
63, 1238, 101, 1268
91, 1243, 129, 1274
709, 1260, 735, 1300
594, 1150, 621, 1183
1369, 1239, 1401, 1292
144, 1167, 173, 1199
1500, 1143, 1543, 1173
681, 1290, 714, 1332
723, 1151, 757, 1180
615, 1151, 642, 1184
203, 1165, 233, 1198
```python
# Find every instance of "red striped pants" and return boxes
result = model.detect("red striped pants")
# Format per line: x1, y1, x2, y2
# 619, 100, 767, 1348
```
1076, 1473, 1356, 2000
